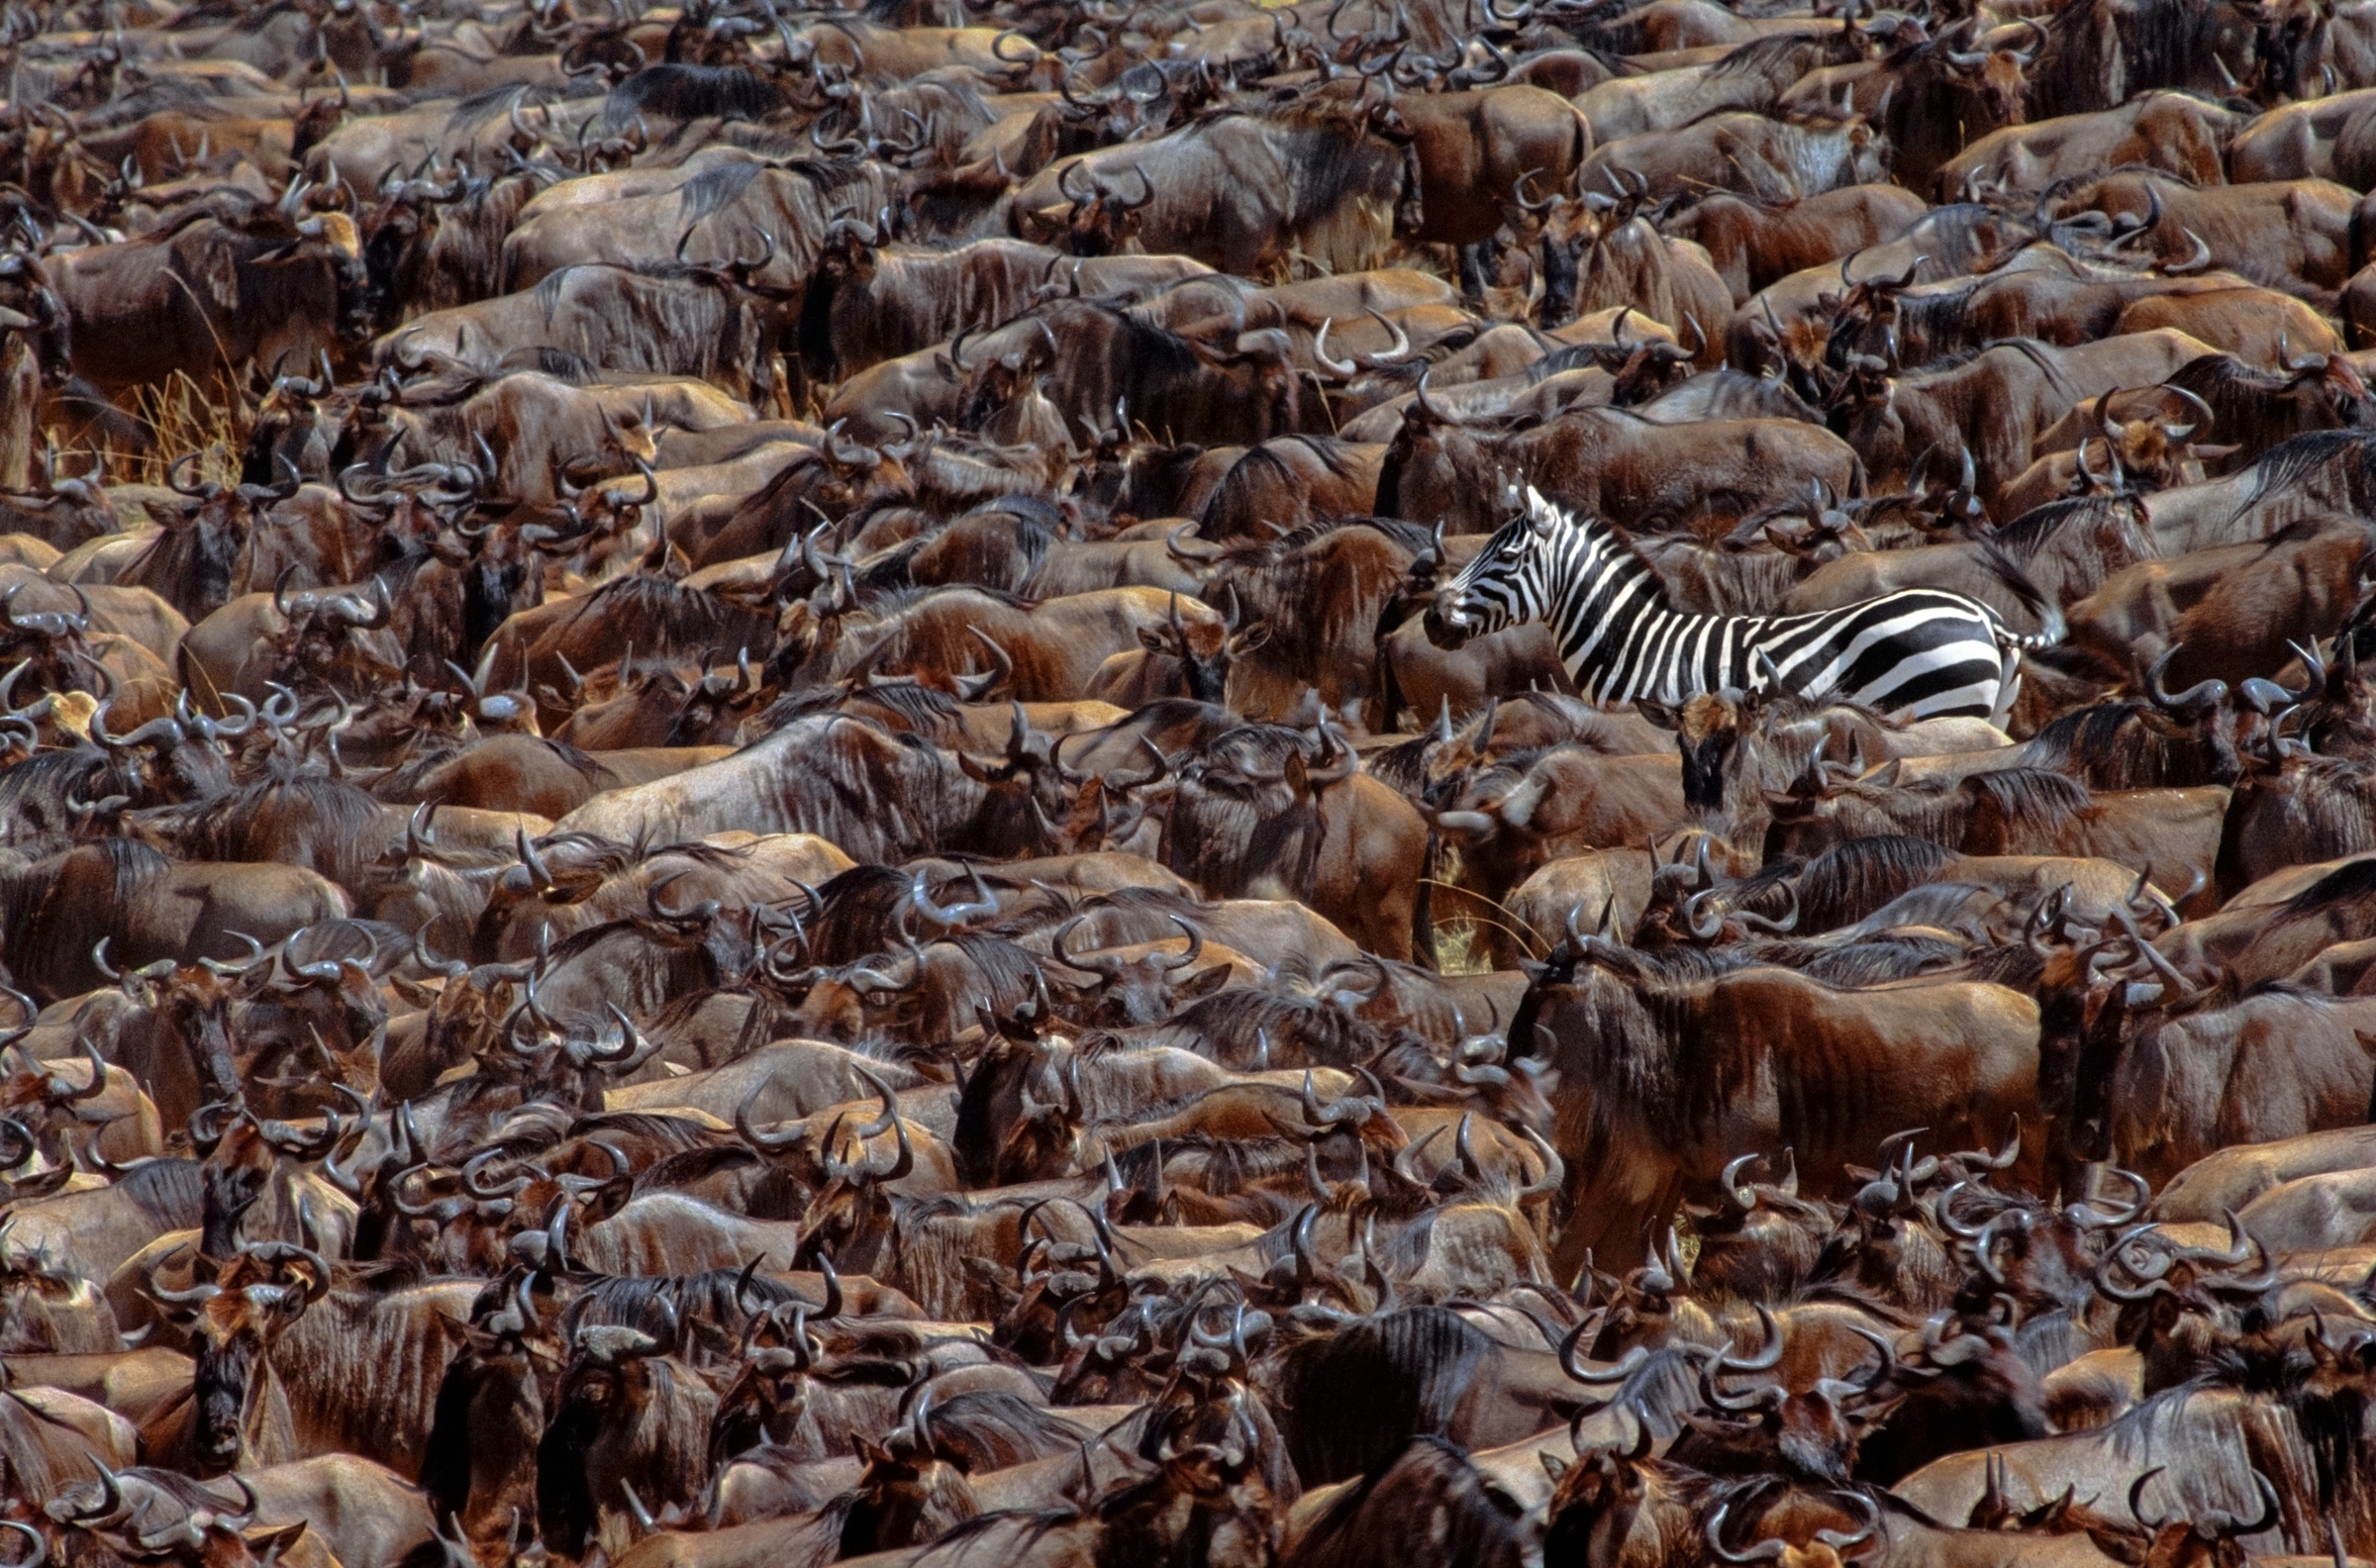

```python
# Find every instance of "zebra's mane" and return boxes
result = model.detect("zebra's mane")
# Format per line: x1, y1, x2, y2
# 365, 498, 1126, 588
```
1515, 488, 1674, 610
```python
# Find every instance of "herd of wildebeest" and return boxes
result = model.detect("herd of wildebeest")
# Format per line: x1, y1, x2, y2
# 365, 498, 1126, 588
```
13, 0, 2376, 1560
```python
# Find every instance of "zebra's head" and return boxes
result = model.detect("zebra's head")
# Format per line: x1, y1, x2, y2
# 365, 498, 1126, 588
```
1425, 485, 1568, 650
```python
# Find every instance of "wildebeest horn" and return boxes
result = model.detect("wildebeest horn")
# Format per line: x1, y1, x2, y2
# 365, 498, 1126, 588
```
2142, 645, 2226, 718
2128, 1467, 2172, 1530
2100, 387, 2129, 442
1155, 916, 1204, 971
2198, 1470, 2284, 1538
1559, 1309, 1641, 1385
2162, 228, 2213, 274
954, 628, 1013, 701
1165, 522, 1225, 563
911, 866, 995, 929
1357, 308, 1412, 368
1312, 318, 1357, 379
146, 1252, 223, 1305
1706, 1503, 1791, 1563
824, 419, 881, 470
2160, 385, 2214, 441
1412, 367, 1448, 424
1516, 1126, 1563, 1205
505, 835, 556, 907
198, 931, 268, 976
1051, 913, 1124, 978
736, 1087, 804, 1151
0, 1520, 43, 1568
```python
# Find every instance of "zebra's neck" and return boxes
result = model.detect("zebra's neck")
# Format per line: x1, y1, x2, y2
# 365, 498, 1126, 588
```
1540, 514, 1742, 704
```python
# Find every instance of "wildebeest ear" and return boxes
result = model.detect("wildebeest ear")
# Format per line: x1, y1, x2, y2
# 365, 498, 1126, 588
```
1176, 965, 1234, 999
1540, 1452, 1571, 1483
955, 751, 998, 782
1634, 698, 1679, 731
1228, 623, 1270, 655
855, 1436, 894, 1467
1137, 626, 1172, 655
244, 1523, 311, 1557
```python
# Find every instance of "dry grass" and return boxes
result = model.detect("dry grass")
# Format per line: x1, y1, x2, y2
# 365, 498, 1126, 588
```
124, 371, 249, 486
1433, 918, 1492, 976
50, 370, 251, 490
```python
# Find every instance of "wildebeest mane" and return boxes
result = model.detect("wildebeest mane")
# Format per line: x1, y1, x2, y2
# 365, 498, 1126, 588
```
171, 774, 388, 892
671, 158, 771, 227
1289, 1435, 1532, 1568
1271, 1307, 1501, 1485
1790, 934, 1971, 983
114, 1155, 206, 1229
1963, 765, 2092, 830
0, 837, 173, 1001
1991, 493, 2149, 562
608, 66, 783, 130
802, 863, 920, 966
909, 1389, 1094, 1474
447, 82, 564, 139
2017, 700, 2234, 790
2277, 849, 2376, 917
1196, 98, 1387, 222
564, 572, 780, 660
0, 747, 139, 849
562, 1263, 818, 1357
2229, 430, 2376, 526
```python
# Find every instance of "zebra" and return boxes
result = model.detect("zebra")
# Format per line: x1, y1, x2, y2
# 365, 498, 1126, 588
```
1426, 486, 2061, 723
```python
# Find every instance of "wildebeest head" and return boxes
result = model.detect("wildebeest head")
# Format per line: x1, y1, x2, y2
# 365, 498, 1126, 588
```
707, 1268, 844, 1463
538, 1292, 699, 1555
1936, 1164, 2149, 1318
951, 1032, 1080, 1188
148, 1238, 331, 1472
267, 570, 402, 693
1050, 913, 1232, 1027
1541, 1411, 1656, 1565
1701, 1490, 1883, 1568
840, 1392, 986, 1556
421, 1270, 551, 1543
1686, 1151, 1840, 1304
2125, 1465, 2283, 1568
1020, 158, 1155, 258
1849, 1313, 2046, 1485
1932, 18, 2045, 128
0, 247, 69, 391
255, 200, 373, 347
2251, 0, 2330, 101
2022, 645, 2240, 789
1677, 1307, 1898, 1482
2076, 384, 2228, 496
0, 579, 93, 705
951, 703, 1114, 856
2242, 597, 2376, 759
356, 166, 467, 333
44, 1467, 308, 1568
1133, 587, 1269, 707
